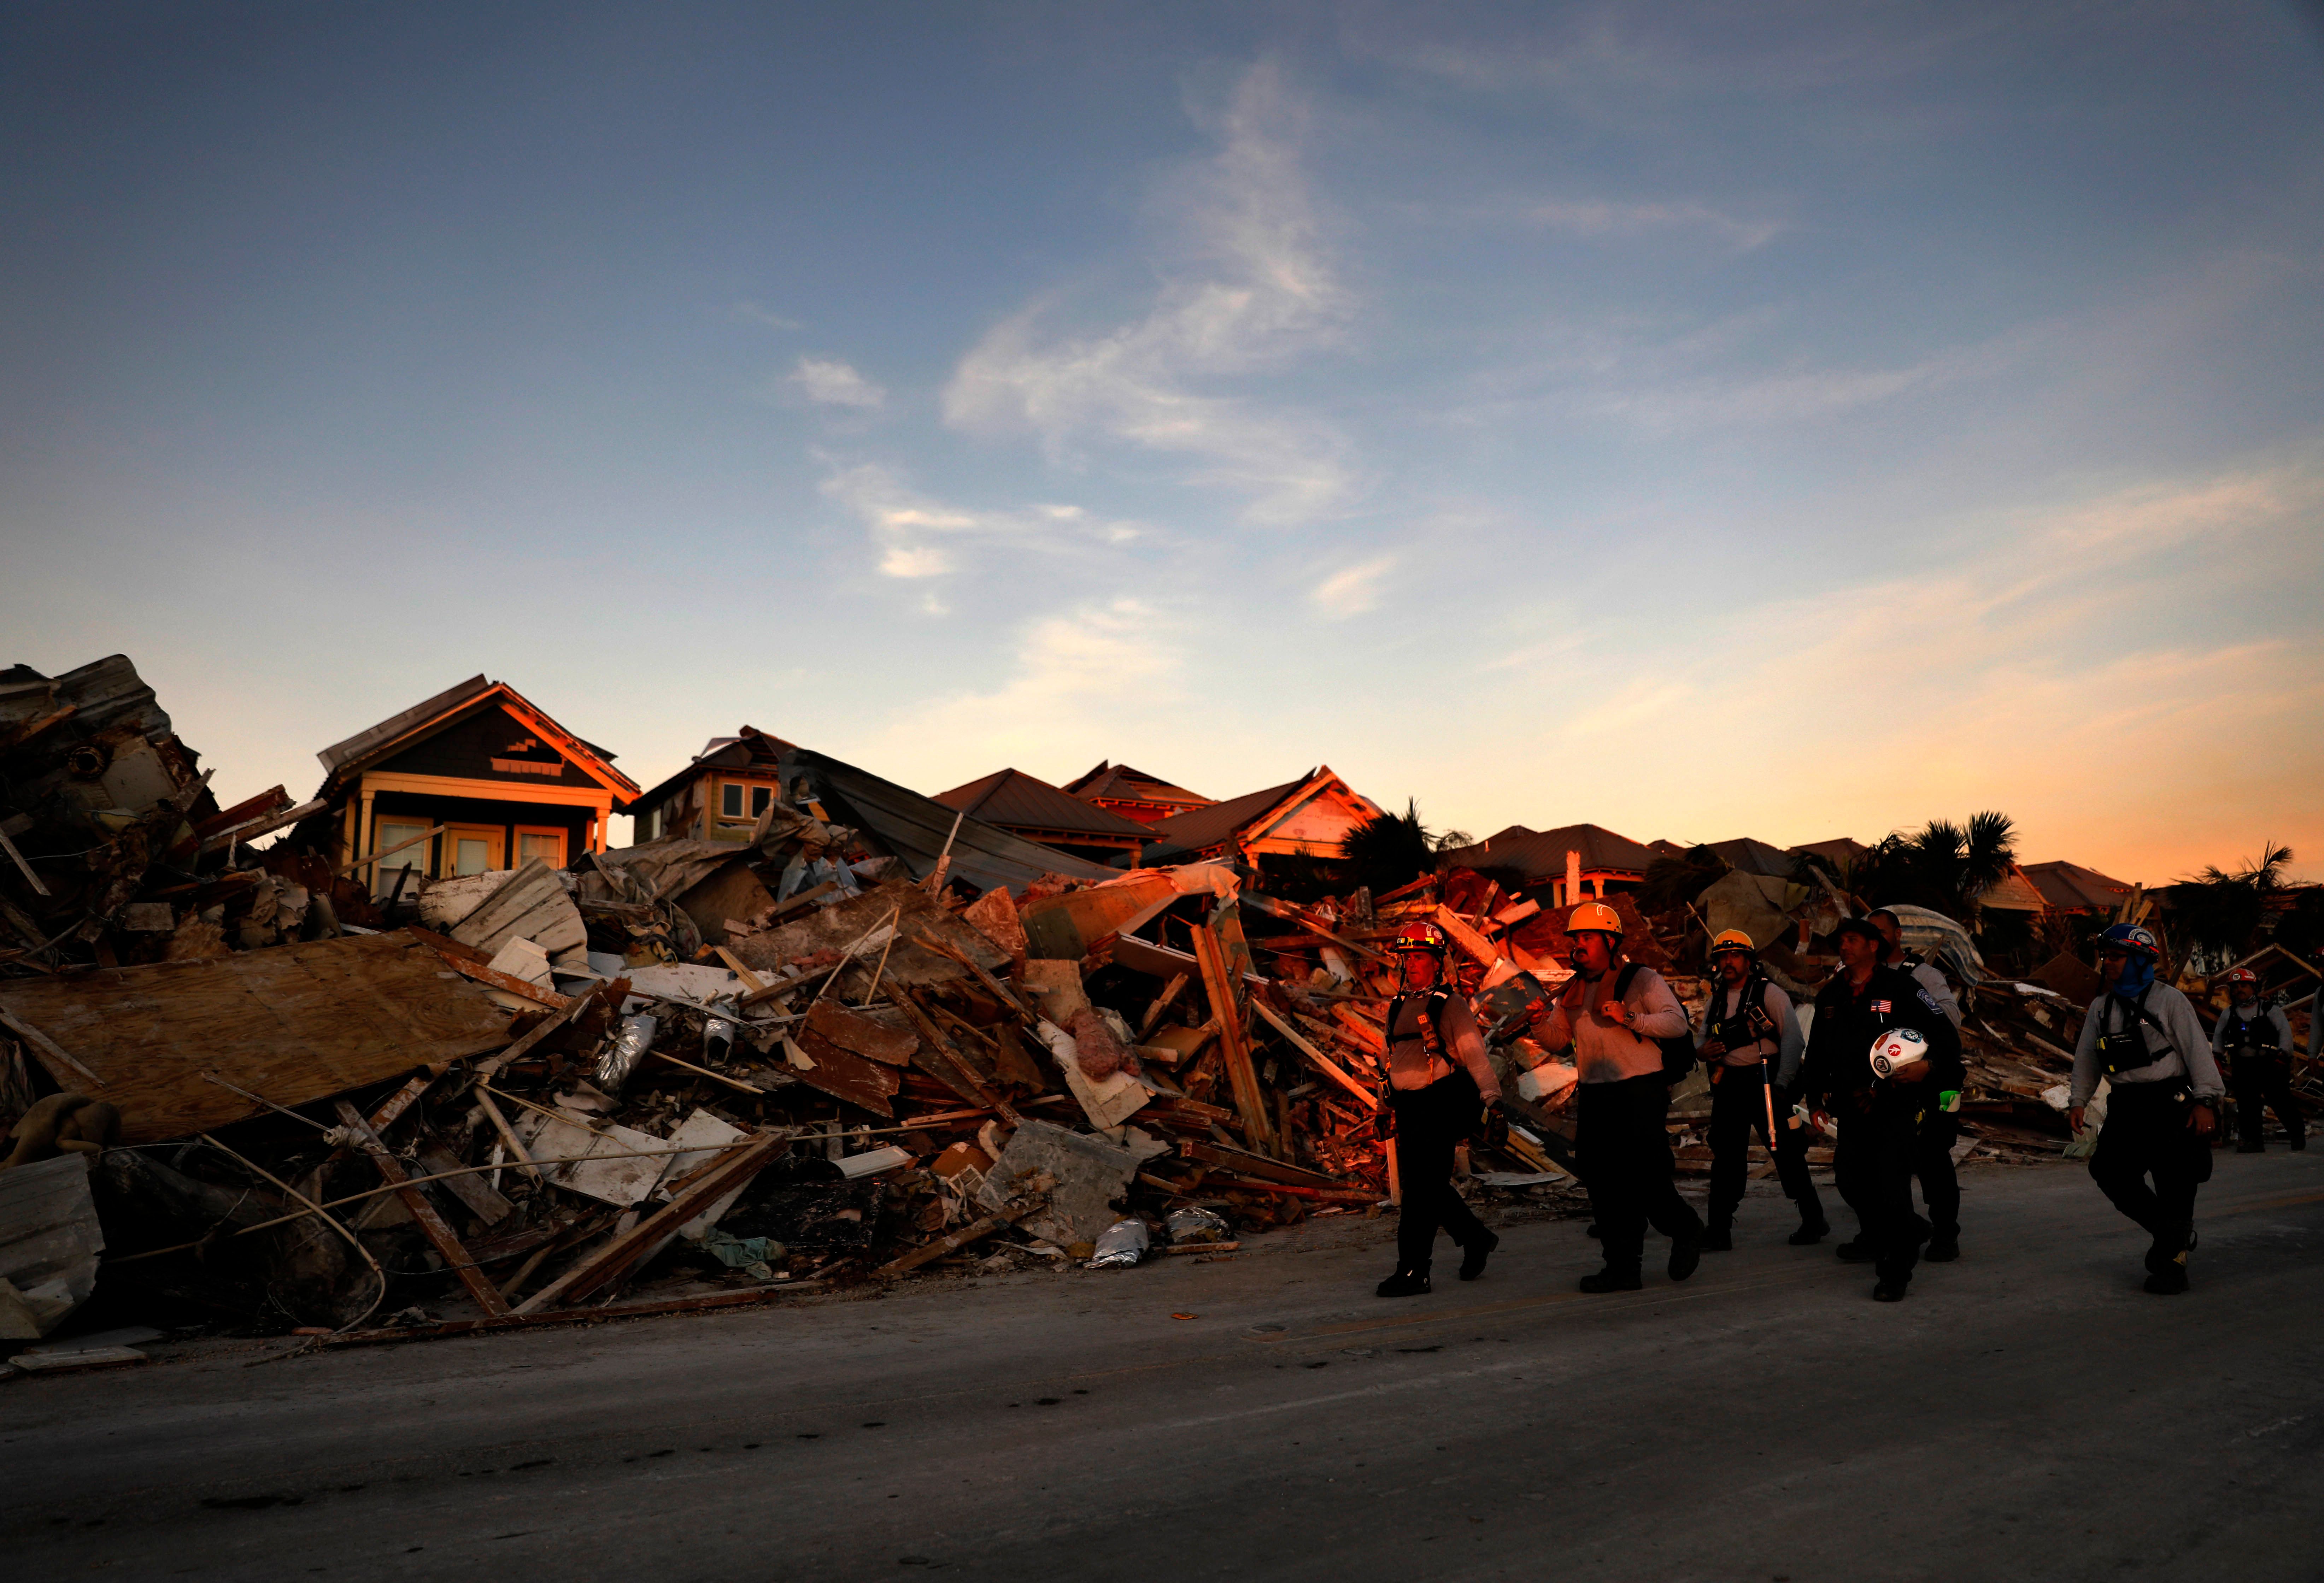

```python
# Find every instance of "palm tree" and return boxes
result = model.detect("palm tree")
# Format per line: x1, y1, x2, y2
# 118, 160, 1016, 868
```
2175, 842, 2294, 964
1343, 800, 1437, 895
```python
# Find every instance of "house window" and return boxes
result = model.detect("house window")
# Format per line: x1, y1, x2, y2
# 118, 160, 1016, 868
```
445, 825, 505, 876
372, 818, 433, 897
719, 783, 773, 822
516, 827, 567, 868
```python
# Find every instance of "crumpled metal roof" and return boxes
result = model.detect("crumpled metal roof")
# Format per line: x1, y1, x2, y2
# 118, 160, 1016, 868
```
779, 747, 1118, 895
934, 769, 1152, 840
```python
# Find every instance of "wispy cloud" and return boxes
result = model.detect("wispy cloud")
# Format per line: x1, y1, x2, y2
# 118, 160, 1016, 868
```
790, 355, 886, 410
863, 599, 1185, 781
1311, 554, 1396, 618
942, 59, 1358, 526
818, 460, 1143, 586
735, 302, 803, 331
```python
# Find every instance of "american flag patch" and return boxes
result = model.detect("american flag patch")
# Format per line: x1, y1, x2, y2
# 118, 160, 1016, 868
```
1873, 1000, 1892, 1013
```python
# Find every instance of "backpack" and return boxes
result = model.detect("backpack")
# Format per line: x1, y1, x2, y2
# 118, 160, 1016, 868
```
1614, 962, 1699, 1082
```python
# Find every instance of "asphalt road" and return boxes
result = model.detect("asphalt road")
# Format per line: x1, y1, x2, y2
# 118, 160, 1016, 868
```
5, 1151, 2322, 1583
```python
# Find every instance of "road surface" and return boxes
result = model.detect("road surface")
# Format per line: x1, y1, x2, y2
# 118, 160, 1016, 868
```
5, 1151, 2320, 1581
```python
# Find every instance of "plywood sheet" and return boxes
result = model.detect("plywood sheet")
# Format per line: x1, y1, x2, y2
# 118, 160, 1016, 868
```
0, 930, 509, 1144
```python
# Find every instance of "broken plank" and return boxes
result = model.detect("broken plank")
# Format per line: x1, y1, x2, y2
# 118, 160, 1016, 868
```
1192, 924, 1274, 1157
1250, 1000, 1375, 1109
333, 1099, 510, 1318
514, 1130, 790, 1312
874, 1203, 1034, 1277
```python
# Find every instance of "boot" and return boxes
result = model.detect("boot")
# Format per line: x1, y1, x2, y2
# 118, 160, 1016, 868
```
1924, 1231, 1960, 1263
1835, 1238, 1876, 1263
1578, 1265, 1642, 1293
1872, 1279, 1909, 1302
1459, 1230, 1499, 1282
1702, 1222, 1733, 1252
2143, 1250, 2189, 1295
2293, 1135, 2307, 1151
1375, 1266, 1432, 1297
1668, 1231, 1702, 1282
1788, 1217, 1830, 1246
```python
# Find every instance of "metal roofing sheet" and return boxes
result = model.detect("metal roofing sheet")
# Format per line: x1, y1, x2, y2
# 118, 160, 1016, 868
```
780, 747, 1119, 894
934, 769, 1152, 839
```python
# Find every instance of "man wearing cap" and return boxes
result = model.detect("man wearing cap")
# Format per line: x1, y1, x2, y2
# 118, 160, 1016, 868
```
1531, 900, 1703, 1293
1870, 908, 1967, 1262
2071, 924, 2222, 1293
2213, 967, 2302, 1153
1696, 929, 1826, 1248
1796, 916, 1963, 1301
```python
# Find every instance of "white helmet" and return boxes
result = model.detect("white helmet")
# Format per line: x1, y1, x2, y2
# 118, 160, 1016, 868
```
1869, 1027, 1929, 1079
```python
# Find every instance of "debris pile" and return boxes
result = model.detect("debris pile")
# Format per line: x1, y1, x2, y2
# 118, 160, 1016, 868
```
2, 653, 2312, 1364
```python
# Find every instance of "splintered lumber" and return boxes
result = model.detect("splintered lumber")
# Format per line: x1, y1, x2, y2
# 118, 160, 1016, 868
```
787, 1035, 900, 1118
480, 980, 610, 1077
894, 993, 1021, 1123
1177, 1137, 1350, 1191
333, 1098, 510, 1318
515, 1129, 790, 1313
1433, 904, 1502, 967
1193, 924, 1275, 1157
450, 858, 587, 961
1250, 1000, 1375, 1108
0, 1005, 104, 1089
0, 930, 509, 1143
875, 1203, 1034, 1277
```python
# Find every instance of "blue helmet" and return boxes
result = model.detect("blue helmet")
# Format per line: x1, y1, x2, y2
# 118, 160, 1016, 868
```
2097, 923, 2160, 959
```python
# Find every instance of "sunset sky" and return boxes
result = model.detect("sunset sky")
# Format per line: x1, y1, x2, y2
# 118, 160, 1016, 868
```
6, 3, 2320, 884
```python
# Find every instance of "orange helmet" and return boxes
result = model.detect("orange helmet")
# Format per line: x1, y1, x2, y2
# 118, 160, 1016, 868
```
1568, 900, 1623, 939
1389, 920, 1449, 955
1709, 928, 1756, 957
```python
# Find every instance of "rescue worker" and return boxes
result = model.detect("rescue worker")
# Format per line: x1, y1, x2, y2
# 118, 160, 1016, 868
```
1695, 929, 1826, 1247
1532, 900, 1703, 1292
1869, 908, 1966, 1261
2212, 966, 2302, 1153
2068, 923, 2222, 1295
1374, 921, 1503, 1297
1796, 916, 1962, 1302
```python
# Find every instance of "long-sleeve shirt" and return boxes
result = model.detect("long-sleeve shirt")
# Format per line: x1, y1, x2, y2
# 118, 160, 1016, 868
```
1695, 978, 1806, 1088
2211, 999, 2292, 1057
1533, 960, 1689, 1084
2071, 981, 2223, 1106
1386, 992, 1497, 1095
1887, 950, 1963, 1029
1798, 963, 1964, 1112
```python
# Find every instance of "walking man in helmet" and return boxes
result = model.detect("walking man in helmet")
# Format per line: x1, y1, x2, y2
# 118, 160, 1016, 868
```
1796, 916, 1962, 1301
1696, 929, 1826, 1248
2213, 966, 2302, 1153
2068, 923, 2222, 1294
1532, 900, 1703, 1293
1374, 920, 1504, 1297
1870, 909, 1967, 1261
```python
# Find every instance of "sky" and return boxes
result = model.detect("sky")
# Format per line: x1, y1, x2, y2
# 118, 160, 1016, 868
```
5, 1, 2322, 885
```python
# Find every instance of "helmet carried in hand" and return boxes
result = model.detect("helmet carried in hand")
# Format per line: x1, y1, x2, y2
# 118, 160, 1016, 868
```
1869, 1026, 1930, 1079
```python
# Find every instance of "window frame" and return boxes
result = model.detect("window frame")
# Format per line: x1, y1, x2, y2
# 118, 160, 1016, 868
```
442, 824, 506, 877
514, 825, 568, 869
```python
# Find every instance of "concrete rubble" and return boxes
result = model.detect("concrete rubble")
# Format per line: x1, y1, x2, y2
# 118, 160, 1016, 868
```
0, 651, 2315, 1366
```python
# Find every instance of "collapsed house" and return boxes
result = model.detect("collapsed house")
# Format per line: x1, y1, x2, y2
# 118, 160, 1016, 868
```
0, 656, 2316, 1369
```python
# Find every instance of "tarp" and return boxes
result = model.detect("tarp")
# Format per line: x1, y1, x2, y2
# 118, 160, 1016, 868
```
1697, 870, 1800, 950
1879, 902, 1989, 984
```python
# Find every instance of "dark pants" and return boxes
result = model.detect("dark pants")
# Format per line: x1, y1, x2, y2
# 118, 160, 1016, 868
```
1832, 1100, 1921, 1286
1390, 1072, 1489, 1274
1577, 1074, 1702, 1272
1706, 1063, 1824, 1229
1915, 1112, 1961, 1238
2090, 1083, 2208, 1244
2231, 1054, 2305, 1147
